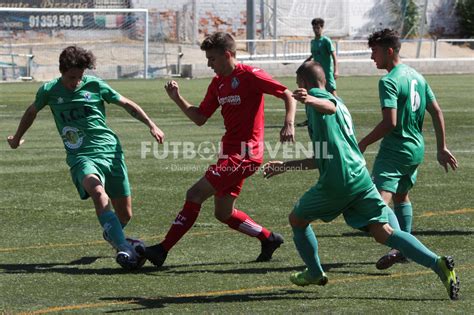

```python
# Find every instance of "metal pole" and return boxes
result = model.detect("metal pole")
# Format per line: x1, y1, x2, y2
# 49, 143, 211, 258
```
247, 0, 256, 56
144, 9, 149, 78
192, 0, 198, 46
400, 0, 408, 35
260, 0, 265, 39
273, 0, 277, 59
176, 10, 181, 44
416, 0, 428, 58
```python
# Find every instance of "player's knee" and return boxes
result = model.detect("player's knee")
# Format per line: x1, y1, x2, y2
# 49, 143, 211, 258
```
369, 223, 393, 244
288, 212, 307, 228
185, 187, 205, 204
393, 193, 410, 204
89, 187, 107, 203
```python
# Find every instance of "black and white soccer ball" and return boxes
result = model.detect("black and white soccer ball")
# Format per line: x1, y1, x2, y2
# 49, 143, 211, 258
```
126, 237, 146, 268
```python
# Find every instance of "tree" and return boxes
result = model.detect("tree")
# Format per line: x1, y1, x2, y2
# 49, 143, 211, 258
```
402, 0, 420, 37
457, 0, 474, 37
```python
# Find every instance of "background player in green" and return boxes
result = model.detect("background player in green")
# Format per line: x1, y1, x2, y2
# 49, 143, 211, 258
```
7, 46, 165, 269
306, 18, 339, 96
297, 17, 339, 127
263, 61, 459, 300
358, 29, 458, 269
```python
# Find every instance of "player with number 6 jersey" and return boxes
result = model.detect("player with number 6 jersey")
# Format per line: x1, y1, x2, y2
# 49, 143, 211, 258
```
375, 63, 434, 165
263, 61, 459, 300
358, 29, 458, 271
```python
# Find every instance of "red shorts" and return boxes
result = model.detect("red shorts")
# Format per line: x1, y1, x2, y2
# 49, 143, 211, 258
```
205, 154, 261, 197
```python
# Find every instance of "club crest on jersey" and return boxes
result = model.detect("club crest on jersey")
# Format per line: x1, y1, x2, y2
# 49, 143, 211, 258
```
84, 92, 91, 101
57, 97, 64, 104
231, 77, 240, 89
61, 126, 85, 149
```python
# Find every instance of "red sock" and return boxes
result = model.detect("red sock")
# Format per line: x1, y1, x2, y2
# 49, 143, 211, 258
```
224, 209, 271, 241
161, 201, 201, 251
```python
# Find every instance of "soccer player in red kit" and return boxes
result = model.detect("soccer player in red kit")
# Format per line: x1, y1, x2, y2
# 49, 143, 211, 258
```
140, 32, 296, 267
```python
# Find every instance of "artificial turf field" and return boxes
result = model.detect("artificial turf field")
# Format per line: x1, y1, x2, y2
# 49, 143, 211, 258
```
0, 74, 473, 314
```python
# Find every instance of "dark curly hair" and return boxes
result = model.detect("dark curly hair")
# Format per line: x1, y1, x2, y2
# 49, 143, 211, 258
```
368, 28, 401, 53
200, 32, 236, 55
59, 46, 96, 73
311, 18, 324, 27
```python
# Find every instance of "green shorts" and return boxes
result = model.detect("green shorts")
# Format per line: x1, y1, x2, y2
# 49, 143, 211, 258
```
293, 185, 390, 230
372, 158, 418, 194
69, 155, 131, 200
325, 74, 336, 93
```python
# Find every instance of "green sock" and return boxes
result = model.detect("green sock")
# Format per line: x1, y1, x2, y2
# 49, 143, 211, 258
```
98, 210, 128, 250
394, 202, 413, 233
387, 208, 401, 231
292, 225, 324, 278
385, 229, 438, 270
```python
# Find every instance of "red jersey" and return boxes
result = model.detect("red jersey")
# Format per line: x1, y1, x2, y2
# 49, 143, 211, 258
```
198, 63, 287, 163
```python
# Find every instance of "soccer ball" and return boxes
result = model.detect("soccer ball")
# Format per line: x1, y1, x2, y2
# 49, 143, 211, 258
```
126, 237, 147, 268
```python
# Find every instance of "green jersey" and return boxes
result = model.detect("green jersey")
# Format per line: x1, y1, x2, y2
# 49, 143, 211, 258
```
34, 75, 123, 166
377, 64, 436, 165
310, 36, 335, 80
306, 88, 373, 196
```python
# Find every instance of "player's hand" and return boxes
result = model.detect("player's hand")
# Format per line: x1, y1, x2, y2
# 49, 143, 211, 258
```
334, 70, 339, 80
263, 161, 286, 179
437, 148, 458, 172
292, 88, 308, 103
280, 122, 295, 143
150, 124, 165, 144
164, 80, 180, 101
7, 135, 24, 149
358, 141, 367, 154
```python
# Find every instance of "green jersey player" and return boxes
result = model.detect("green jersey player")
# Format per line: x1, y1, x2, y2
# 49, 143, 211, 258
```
306, 18, 338, 96
297, 17, 339, 127
358, 29, 458, 270
263, 61, 459, 300
7, 46, 165, 270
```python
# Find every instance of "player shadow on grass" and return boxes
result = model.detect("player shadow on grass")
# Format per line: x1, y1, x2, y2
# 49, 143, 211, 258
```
0, 258, 271, 276
0, 256, 158, 275
99, 289, 445, 312
99, 290, 308, 313
155, 261, 388, 277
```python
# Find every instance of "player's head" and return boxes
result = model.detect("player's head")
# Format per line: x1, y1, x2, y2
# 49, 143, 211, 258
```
368, 28, 401, 70
311, 18, 325, 37
200, 32, 236, 76
296, 61, 326, 90
59, 46, 96, 90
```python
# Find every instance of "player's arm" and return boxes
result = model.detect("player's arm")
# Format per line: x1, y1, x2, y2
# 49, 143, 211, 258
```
116, 96, 165, 143
164, 80, 208, 126
7, 103, 38, 149
426, 100, 458, 172
293, 88, 336, 114
279, 89, 296, 142
358, 108, 397, 153
263, 158, 316, 179
331, 50, 339, 79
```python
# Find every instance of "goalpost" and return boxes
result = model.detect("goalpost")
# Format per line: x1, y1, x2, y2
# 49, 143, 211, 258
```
0, 8, 151, 81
